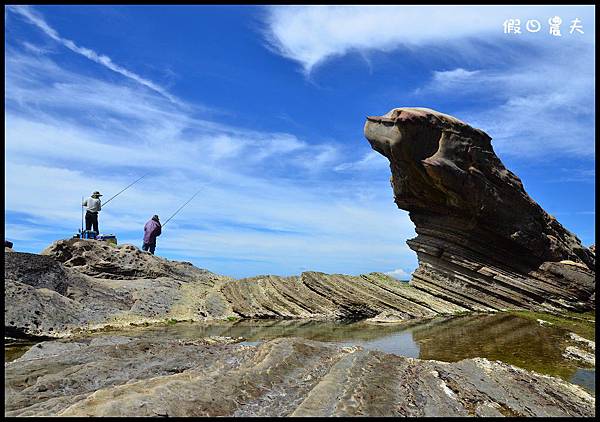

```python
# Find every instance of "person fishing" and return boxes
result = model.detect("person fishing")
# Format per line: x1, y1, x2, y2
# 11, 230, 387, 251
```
82, 191, 102, 233
142, 215, 162, 255
139, 188, 202, 255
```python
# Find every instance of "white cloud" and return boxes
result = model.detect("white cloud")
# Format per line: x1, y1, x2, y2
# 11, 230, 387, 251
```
4, 52, 341, 176
543, 168, 595, 183
7, 5, 181, 105
413, 36, 595, 159
334, 150, 389, 172
21, 41, 54, 54
417, 68, 481, 94
385, 268, 412, 280
263, 5, 594, 74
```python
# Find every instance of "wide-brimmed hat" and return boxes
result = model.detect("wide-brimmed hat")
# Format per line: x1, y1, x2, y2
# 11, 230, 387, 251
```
92, 191, 103, 197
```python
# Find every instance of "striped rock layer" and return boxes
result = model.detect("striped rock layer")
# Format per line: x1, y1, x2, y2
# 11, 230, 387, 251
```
364, 107, 595, 313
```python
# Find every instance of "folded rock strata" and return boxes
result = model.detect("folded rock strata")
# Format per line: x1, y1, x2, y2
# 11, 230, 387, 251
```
6, 239, 468, 338
364, 107, 595, 313
4, 336, 594, 417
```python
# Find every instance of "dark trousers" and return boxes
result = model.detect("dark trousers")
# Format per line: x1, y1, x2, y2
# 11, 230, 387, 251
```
85, 211, 99, 233
142, 242, 156, 255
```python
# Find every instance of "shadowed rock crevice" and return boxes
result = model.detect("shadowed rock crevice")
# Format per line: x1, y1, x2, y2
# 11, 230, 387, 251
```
364, 107, 595, 313
5, 252, 71, 295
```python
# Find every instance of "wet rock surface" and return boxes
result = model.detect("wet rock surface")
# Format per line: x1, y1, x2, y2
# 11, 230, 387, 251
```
563, 332, 596, 366
4, 336, 594, 417
364, 107, 595, 313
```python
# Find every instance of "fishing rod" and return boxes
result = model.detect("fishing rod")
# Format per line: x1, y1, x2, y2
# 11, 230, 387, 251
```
81, 196, 84, 234
102, 173, 150, 207
162, 188, 203, 228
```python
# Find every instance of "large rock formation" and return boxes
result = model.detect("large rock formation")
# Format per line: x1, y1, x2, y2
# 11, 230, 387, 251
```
364, 108, 595, 312
5, 336, 594, 417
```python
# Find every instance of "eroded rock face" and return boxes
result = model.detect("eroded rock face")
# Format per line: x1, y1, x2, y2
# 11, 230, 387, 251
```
4, 337, 594, 417
5, 242, 231, 338
364, 108, 595, 312
42, 238, 210, 281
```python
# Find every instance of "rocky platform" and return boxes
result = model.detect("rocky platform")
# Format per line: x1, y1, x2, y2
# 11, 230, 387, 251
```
5, 336, 594, 417
5, 239, 467, 338
364, 107, 595, 313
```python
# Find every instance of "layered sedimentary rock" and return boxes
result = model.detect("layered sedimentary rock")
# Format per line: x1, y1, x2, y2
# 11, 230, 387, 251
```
5, 336, 594, 417
222, 272, 465, 320
364, 108, 595, 312
6, 239, 467, 338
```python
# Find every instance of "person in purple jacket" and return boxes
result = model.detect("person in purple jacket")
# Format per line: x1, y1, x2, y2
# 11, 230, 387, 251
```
142, 215, 162, 255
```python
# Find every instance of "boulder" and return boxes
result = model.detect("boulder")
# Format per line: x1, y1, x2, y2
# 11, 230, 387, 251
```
42, 238, 211, 281
364, 107, 595, 312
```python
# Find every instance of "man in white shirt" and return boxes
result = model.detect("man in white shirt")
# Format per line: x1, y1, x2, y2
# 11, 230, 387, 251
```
82, 191, 102, 233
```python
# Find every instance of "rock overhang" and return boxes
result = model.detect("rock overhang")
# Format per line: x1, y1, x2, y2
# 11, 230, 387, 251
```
364, 107, 595, 311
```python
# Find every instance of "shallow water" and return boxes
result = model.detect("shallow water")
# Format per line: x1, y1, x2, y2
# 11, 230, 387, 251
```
4, 341, 37, 363
5, 313, 594, 393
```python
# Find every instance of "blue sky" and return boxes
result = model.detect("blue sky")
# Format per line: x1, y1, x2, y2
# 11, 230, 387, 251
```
4, 5, 595, 279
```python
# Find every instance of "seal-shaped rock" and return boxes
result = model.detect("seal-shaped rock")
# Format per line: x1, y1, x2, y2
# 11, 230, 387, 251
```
364, 107, 594, 312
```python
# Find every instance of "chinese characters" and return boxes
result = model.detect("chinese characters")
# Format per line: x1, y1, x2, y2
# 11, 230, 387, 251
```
503, 17, 584, 36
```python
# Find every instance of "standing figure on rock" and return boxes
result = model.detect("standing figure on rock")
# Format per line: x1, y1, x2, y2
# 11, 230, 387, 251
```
82, 191, 102, 234
143, 215, 162, 255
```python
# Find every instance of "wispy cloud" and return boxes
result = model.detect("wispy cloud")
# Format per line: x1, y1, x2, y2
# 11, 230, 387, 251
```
334, 151, 389, 172
7, 5, 181, 105
21, 41, 54, 54
543, 168, 595, 183
407, 14, 595, 161
5, 44, 417, 278
5, 51, 341, 177
385, 268, 412, 280
263, 5, 594, 74
413, 68, 481, 95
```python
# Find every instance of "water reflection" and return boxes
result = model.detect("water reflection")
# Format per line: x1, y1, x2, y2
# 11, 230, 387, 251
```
570, 368, 595, 393
338, 330, 420, 358
4, 341, 37, 363
411, 313, 595, 393
5, 313, 594, 393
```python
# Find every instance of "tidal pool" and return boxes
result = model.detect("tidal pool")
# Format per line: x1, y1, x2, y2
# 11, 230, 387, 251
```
5, 313, 594, 393
4, 341, 37, 363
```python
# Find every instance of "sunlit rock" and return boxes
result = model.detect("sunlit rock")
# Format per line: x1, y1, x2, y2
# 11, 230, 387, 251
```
364, 107, 595, 312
